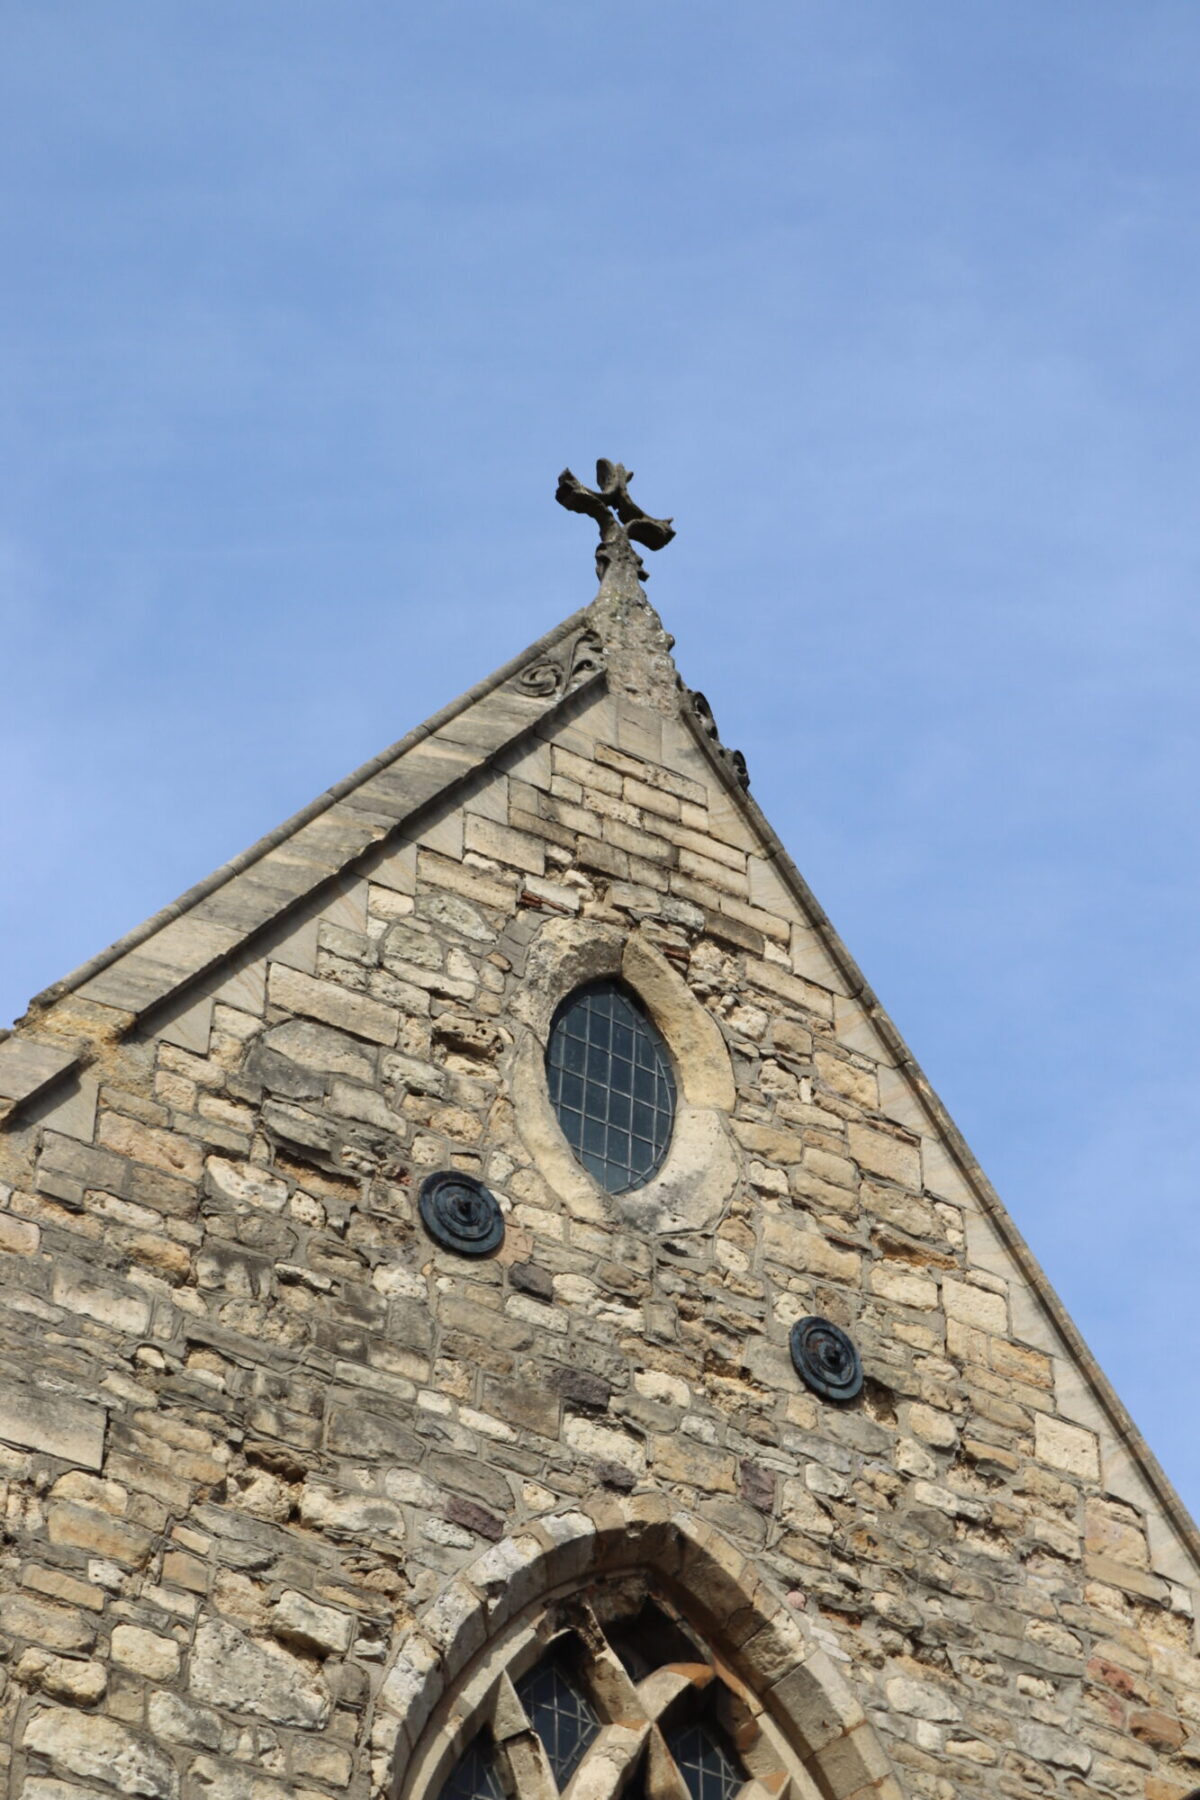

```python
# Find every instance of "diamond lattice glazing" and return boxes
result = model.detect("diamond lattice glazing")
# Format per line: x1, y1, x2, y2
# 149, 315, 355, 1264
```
438, 1736, 504, 1800
663, 1725, 745, 1800
515, 1657, 601, 1787
546, 981, 675, 1193
430, 1594, 760, 1800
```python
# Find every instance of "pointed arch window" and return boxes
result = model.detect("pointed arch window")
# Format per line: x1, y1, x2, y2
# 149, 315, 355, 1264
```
424, 1582, 802, 1800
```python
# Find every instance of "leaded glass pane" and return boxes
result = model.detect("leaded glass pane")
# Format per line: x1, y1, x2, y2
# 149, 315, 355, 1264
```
438, 1735, 504, 1800
546, 981, 675, 1194
516, 1656, 600, 1788
664, 1725, 744, 1800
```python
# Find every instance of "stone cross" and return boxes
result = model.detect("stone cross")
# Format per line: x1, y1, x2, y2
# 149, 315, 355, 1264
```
555, 459, 675, 585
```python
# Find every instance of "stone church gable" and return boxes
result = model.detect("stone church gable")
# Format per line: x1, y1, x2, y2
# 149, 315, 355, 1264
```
0, 480, 1197, 1800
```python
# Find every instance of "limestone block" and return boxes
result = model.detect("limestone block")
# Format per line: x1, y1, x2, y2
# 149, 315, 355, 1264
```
650, 1434, 736, 1493
272, 1589, 354, 1656
22, 1706, 179, 1798
813, 1051, 877, 1109
97, 1113, 204, 1182
112, 1623, 181, 1679
464, 815, 545, 876
298, 1483, 406, 1541
869, 1263, 939, 1311
47, 1499, 152, 1567
146, 1692, 223, 1753
14, 1650, 107, 1705
884, 1676, 962, 1721
257, 1017, 378, 1082
205, 1156, 289, 1214
1036, 1413, 1101, 1481
23, 1780, 121, 1800
906, 1404, 959, 1450
0, 1386, 105, 1469
266, 963, 398, 1045
846, 1121, 921, 1189
0, 1034, 77, 1103
942, 1277, 1007, 1335
51, 1267, 151, 1337
762, 1212, 859, 1284
562, 1416, 646, 1478
0, 1592, 95, 1653
746, 957, 834, 1022
325, 1406, 422, 1464
1017, 1721, 1092, 1773
189, 1617, 332, 1728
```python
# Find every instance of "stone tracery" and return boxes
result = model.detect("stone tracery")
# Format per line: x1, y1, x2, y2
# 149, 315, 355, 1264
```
424, 1577, 812, 1800
382, 1499, 901, 1800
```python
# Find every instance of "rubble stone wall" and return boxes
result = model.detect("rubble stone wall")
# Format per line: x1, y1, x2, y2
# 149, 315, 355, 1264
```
0, 679, 1196, 1800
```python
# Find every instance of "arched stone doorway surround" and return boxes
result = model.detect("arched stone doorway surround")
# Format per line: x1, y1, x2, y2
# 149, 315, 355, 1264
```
372, 1494, 905, 1800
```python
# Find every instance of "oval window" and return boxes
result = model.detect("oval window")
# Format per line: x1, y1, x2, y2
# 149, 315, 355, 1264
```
545, 980, 676, 1194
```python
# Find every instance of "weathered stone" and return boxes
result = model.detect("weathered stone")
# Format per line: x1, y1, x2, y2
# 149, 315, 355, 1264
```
272, 1589, 354, 1656
444, 1495, 506, 1540
0, 1386, 105, 1469
325, 1406, 423, 1464
189, 1618, 332, 1728
1017, 1721, 1092, 1773
298, 1483, 406, 1540
0, 1593, 95, 1653
112, 1623, 181, 1679
846, 1121, 921, 1187
51, 1266, 151, 1335
46, 1500, 153, 1566
1036, 1412, 1101, 1480
14, 1651, 108, 1705
267, 963, 399, 1045
22, 1707, 179, 1797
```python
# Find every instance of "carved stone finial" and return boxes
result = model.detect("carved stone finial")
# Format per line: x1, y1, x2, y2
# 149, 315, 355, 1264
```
555, 459, 675, 587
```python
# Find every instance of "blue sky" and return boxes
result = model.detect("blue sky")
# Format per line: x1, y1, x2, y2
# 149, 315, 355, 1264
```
3, 6, 1199, 1511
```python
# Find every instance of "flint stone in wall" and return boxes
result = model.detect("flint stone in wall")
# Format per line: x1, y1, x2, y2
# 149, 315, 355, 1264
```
22, 1706, 179, 1798
189, 1617, 332, 1728
0, 1386, 105, 1469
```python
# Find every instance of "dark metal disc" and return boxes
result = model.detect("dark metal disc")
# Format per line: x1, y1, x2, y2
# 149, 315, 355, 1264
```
789, 1315, 863, 1403
419, 1170, 504, 1258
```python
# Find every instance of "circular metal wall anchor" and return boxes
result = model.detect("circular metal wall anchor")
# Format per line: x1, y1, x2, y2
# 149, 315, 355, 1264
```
419, 1171, 504, 1257
790, 1316, 863, 1403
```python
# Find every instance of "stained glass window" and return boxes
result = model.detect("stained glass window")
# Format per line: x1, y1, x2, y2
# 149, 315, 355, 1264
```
416, 1587, 779, 1800
545, 981, 675, 1193
515, 1656, 600, 1787
438, 1735, 504, 1800
663, 1725, 745, 1800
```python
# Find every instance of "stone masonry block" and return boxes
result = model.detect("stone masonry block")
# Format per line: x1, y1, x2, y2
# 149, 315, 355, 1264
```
22, 1706, 180, 1798
846, 1121, 921, 1189
0, 1386, 105, 1469
464, 816, 545, 876
267, 962, 399, 1045
1036, 1412, 1101, 1481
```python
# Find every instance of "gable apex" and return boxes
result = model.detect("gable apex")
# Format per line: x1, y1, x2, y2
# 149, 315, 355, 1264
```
0, 604, 602, 1112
